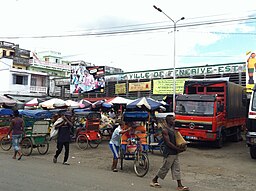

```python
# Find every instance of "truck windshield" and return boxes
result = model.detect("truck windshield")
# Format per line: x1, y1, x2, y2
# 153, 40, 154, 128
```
176, 101, 214, 116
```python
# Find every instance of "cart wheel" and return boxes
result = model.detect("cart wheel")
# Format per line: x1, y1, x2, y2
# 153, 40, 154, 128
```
21, 138, 33, 156
89, 133, 102, 148
133, 152, 149, 177
0, 136, 12, 151
37, 143, 49, 155
76, 135, 89, 150
89, 139, 101, 148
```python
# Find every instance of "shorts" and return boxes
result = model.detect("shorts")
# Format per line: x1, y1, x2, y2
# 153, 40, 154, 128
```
12, 134, 22, 151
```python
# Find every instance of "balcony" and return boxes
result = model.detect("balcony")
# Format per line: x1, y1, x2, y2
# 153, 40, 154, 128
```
30, 60, 71, 71
30, 86, 48, 94
13, 57, 30, 66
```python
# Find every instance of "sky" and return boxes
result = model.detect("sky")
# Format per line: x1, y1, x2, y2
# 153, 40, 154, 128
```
0, 0, 256, 72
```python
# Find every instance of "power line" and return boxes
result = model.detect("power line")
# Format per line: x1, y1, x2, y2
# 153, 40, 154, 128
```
0, 16, 256, 39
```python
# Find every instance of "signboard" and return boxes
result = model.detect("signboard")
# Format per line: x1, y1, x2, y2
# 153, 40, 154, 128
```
128, 81, 151, 92
105, 63, 245, 82
153, 78, 187, 94
115, 83, 126, 94
246, 51, 256, 92
70, 65, 105, 94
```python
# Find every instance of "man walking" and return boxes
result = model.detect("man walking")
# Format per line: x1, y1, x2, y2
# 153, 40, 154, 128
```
150, 115, 189, 191
53, 111, 73, 165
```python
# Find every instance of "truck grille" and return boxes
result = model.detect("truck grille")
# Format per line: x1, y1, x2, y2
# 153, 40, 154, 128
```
175, 120, 212, 130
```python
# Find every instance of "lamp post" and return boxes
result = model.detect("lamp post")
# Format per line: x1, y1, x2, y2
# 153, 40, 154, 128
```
153, 5, 185, 113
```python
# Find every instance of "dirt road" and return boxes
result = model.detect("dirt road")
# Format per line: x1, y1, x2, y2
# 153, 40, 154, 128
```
1, 135, 255, 191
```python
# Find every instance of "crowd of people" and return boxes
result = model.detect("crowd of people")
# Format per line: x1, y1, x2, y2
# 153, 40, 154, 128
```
5, 108, 189, 191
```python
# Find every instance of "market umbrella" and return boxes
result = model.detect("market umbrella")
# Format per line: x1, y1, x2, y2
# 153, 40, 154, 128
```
25, 98, 44, 107
0, 95, 16, 107
65, 100, 80, 108
79, 99, 92, 108
39, 98, 67, 109
107, 96, 133, 105
126, 97, 162, 110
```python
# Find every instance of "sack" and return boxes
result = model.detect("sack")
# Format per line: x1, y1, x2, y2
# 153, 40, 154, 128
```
50, 128, 58, 139
175, 131, 187, 146
50, 118, 63, 139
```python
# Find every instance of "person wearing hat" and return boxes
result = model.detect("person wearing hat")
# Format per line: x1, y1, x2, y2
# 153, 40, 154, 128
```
53, 111, 73, 165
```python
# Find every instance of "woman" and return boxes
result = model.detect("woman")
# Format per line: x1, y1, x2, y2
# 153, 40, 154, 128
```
109, 120, 131, 172
8, 110, 24, 160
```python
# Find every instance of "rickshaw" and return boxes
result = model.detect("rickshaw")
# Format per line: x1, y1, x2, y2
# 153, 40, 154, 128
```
19, 109, 52, 156
74, 109, 102, 149
148, 112, 174, 155
0, 109, 14, 151
120, 111, 149, 177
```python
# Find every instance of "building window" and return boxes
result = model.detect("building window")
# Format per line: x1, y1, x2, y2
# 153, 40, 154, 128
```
45, 57, 49, 62
55, 59, 59, 63
31, 77, 37, 86
13, 74, 28, 85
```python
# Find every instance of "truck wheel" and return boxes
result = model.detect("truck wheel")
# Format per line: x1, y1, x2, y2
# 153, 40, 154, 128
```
250, 147, 256, 159
232, 127, 242, 142
215, 133, 224, 148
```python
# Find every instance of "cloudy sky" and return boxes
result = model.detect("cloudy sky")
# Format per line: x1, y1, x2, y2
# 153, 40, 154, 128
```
0, 0, 255, 72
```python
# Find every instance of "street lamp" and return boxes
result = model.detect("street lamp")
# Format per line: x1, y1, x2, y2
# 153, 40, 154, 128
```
153, 5, 185, 113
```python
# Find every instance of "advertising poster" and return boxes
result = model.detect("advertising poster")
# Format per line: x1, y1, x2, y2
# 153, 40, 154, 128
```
115, 83, 126, 94
153, 78, 187, 95
70, 65, 105, 94
128, 81, 151, 92
246, 51, 256, 92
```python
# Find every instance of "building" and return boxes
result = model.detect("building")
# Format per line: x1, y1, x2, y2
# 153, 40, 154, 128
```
0, 41, 49, 101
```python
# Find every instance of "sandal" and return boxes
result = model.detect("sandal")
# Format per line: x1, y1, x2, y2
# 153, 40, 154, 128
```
150, 182, 161, 188
18, 154, 23, 160
177, 186, 189, 191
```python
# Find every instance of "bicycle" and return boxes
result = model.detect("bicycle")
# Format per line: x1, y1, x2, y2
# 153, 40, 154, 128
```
120, 136, 149, 177
0, 135, 12, 151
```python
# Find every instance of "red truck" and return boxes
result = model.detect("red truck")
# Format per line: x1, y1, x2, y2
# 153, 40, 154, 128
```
175, 79, 246, 148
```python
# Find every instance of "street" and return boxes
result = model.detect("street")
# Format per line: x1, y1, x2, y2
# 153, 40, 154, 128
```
0, 136, 255, 191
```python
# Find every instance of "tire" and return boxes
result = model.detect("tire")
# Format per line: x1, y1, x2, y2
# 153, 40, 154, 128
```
37, 143, 49, 155
232, 127, 241, 142
20, 138, 33, 156
133, 152, 149, 177
215, 132, 224, 148
76, 135, 89, 150
0, 136, 12, 151
89, 134, 102, 148
89, 139, 101, 148
250, 146, 256, 159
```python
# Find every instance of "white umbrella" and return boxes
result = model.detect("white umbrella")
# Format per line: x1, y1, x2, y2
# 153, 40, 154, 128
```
0, 95, 16, 107
65, 100, 80, 108
39, 98, 67, 109
108, 97, 133, 104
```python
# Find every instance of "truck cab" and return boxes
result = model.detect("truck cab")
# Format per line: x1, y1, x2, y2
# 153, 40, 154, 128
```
246, 85, 256, 159
175, 79, 246, 148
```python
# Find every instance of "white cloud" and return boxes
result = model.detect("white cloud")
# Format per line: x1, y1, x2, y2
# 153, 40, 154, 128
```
0, 0, 255, 72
